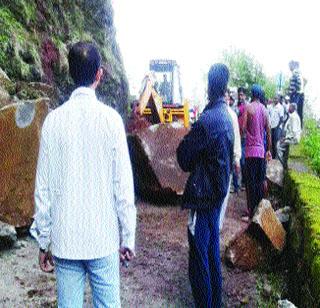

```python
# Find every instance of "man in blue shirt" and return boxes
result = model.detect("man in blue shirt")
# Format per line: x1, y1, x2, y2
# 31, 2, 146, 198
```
177, 63, 234, 307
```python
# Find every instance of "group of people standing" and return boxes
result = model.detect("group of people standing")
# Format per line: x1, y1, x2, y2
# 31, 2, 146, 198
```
178, 61, 303, 306
31, 40, 304, 307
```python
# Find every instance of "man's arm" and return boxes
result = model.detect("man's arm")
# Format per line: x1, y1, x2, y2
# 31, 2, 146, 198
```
232, 113, 242, 168
176, 120, 207, 172
264, 110, 272, 160
31, 121, 54, 272
113, 116, 137, 257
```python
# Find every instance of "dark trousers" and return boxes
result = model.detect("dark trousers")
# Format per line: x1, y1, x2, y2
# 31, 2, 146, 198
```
245, 158, 266, 217
277, 142, 290, 169
240, 137, 246, 186
291, 93, 304, 127
271, 127, 281, 159
232, 166, 239, 192
188, 207, 222, 308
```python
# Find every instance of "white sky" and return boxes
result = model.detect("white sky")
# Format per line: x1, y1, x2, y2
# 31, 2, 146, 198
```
112, 0, 320, 116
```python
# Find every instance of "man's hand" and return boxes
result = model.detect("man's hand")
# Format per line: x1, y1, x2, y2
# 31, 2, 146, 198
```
39, 250, 54, 273
119, 247, 135, 266
266, 150, 272, 162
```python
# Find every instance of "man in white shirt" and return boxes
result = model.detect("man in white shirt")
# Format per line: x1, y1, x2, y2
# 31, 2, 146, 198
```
277, 103, 301, 168
269, 96, 284, 158
31, 42, 136, 307
219, 90, 241, 230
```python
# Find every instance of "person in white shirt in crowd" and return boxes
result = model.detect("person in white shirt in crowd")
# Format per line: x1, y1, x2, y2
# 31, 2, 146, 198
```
219, 90, 241, 230
269, 96, 284, 158
30, 42, 136, 308
277, 103, 301, 169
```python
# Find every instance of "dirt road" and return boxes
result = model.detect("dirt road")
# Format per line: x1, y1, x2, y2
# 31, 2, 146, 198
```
0, 191, 258, 307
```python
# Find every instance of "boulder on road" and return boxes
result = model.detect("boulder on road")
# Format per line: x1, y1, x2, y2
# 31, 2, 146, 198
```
128, 123, 189, 202
0, 99, 49, 227
252, 199, 286, 251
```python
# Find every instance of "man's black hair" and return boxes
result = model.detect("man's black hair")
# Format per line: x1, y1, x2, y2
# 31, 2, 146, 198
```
251, 84, 264, 101
208, 63, 229, 103
68, 42, 101, 87
237, 87, 246, 95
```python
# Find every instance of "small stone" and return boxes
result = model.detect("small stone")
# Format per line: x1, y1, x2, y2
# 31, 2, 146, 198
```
240, 295, 249, 304
263, 283, 272, 297
278, 299, 297, 308
275, 207, 291, 224
0, 221, 17, 249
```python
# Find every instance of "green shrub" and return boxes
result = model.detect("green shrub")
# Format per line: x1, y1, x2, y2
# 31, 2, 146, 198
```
286, 169, 320, 305
301, 119, 320, 175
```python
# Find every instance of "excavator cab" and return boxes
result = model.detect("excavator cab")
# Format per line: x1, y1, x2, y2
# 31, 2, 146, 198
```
138, 59, 189, 128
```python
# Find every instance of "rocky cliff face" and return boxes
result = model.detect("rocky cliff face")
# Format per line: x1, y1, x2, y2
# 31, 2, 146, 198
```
0, 0, 129, 116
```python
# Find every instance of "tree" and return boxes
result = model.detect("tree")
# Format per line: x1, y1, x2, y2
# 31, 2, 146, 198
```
221, 47, 277, 99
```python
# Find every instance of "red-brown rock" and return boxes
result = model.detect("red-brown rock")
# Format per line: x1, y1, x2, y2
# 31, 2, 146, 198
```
0, 99, 49, 227
225, 230, 265, 270
128, 123, 189, 201
252, 199, 286, 251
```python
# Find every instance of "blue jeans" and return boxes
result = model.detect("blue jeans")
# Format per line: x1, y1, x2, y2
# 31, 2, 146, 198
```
188, 207, 222, 307
54, 252, 120, 308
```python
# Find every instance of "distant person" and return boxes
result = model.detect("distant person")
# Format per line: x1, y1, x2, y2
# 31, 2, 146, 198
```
269, 96, 284, 158
31, 42, 136, 307
277, 103, 301, 168
159, 74, 171, 103
177, 64, 234, 307
237, 86, 247, 189
243, 84, 272, 218
289, 61, 304, 126
219, 90, 241, 230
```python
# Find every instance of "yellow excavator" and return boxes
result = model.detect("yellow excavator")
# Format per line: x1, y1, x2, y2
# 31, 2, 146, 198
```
138, 60, 190, 128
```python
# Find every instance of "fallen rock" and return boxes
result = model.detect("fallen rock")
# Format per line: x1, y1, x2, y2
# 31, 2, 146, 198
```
0, 99, 49, 227
252, 199, 286, 251
263, 283, 272, 298
278, 299, 297, 308
0, 221, 17, 250
225, 230, 265, 270
267, 159, 284, 188
275, 206, 291, 224
127, 123, 189, 201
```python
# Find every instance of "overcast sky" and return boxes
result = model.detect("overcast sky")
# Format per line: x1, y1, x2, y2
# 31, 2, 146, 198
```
113, 0, 319, 116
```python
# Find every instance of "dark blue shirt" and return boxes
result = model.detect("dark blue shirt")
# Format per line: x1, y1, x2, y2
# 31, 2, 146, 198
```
177, 98, 234, 210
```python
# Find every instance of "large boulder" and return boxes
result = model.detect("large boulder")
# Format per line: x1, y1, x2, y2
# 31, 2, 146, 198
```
128, 123, 189, 202
225, 199, 287, 270
0, 99, 49, 227
225, 230, 265, 270
266, 159, 284, 188
0, 221, 17, 250
252, 199, 286, 251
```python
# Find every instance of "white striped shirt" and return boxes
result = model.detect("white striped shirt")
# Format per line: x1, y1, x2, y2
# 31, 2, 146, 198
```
31, 87, 136, 259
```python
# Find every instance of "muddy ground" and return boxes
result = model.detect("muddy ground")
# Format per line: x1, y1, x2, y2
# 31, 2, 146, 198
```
0, 191, 260, 307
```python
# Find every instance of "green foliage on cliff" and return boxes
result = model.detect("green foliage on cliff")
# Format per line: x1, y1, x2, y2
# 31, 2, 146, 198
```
301, 119, 320, 175
285, 153, 320, 306
0, 0, 129, 117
